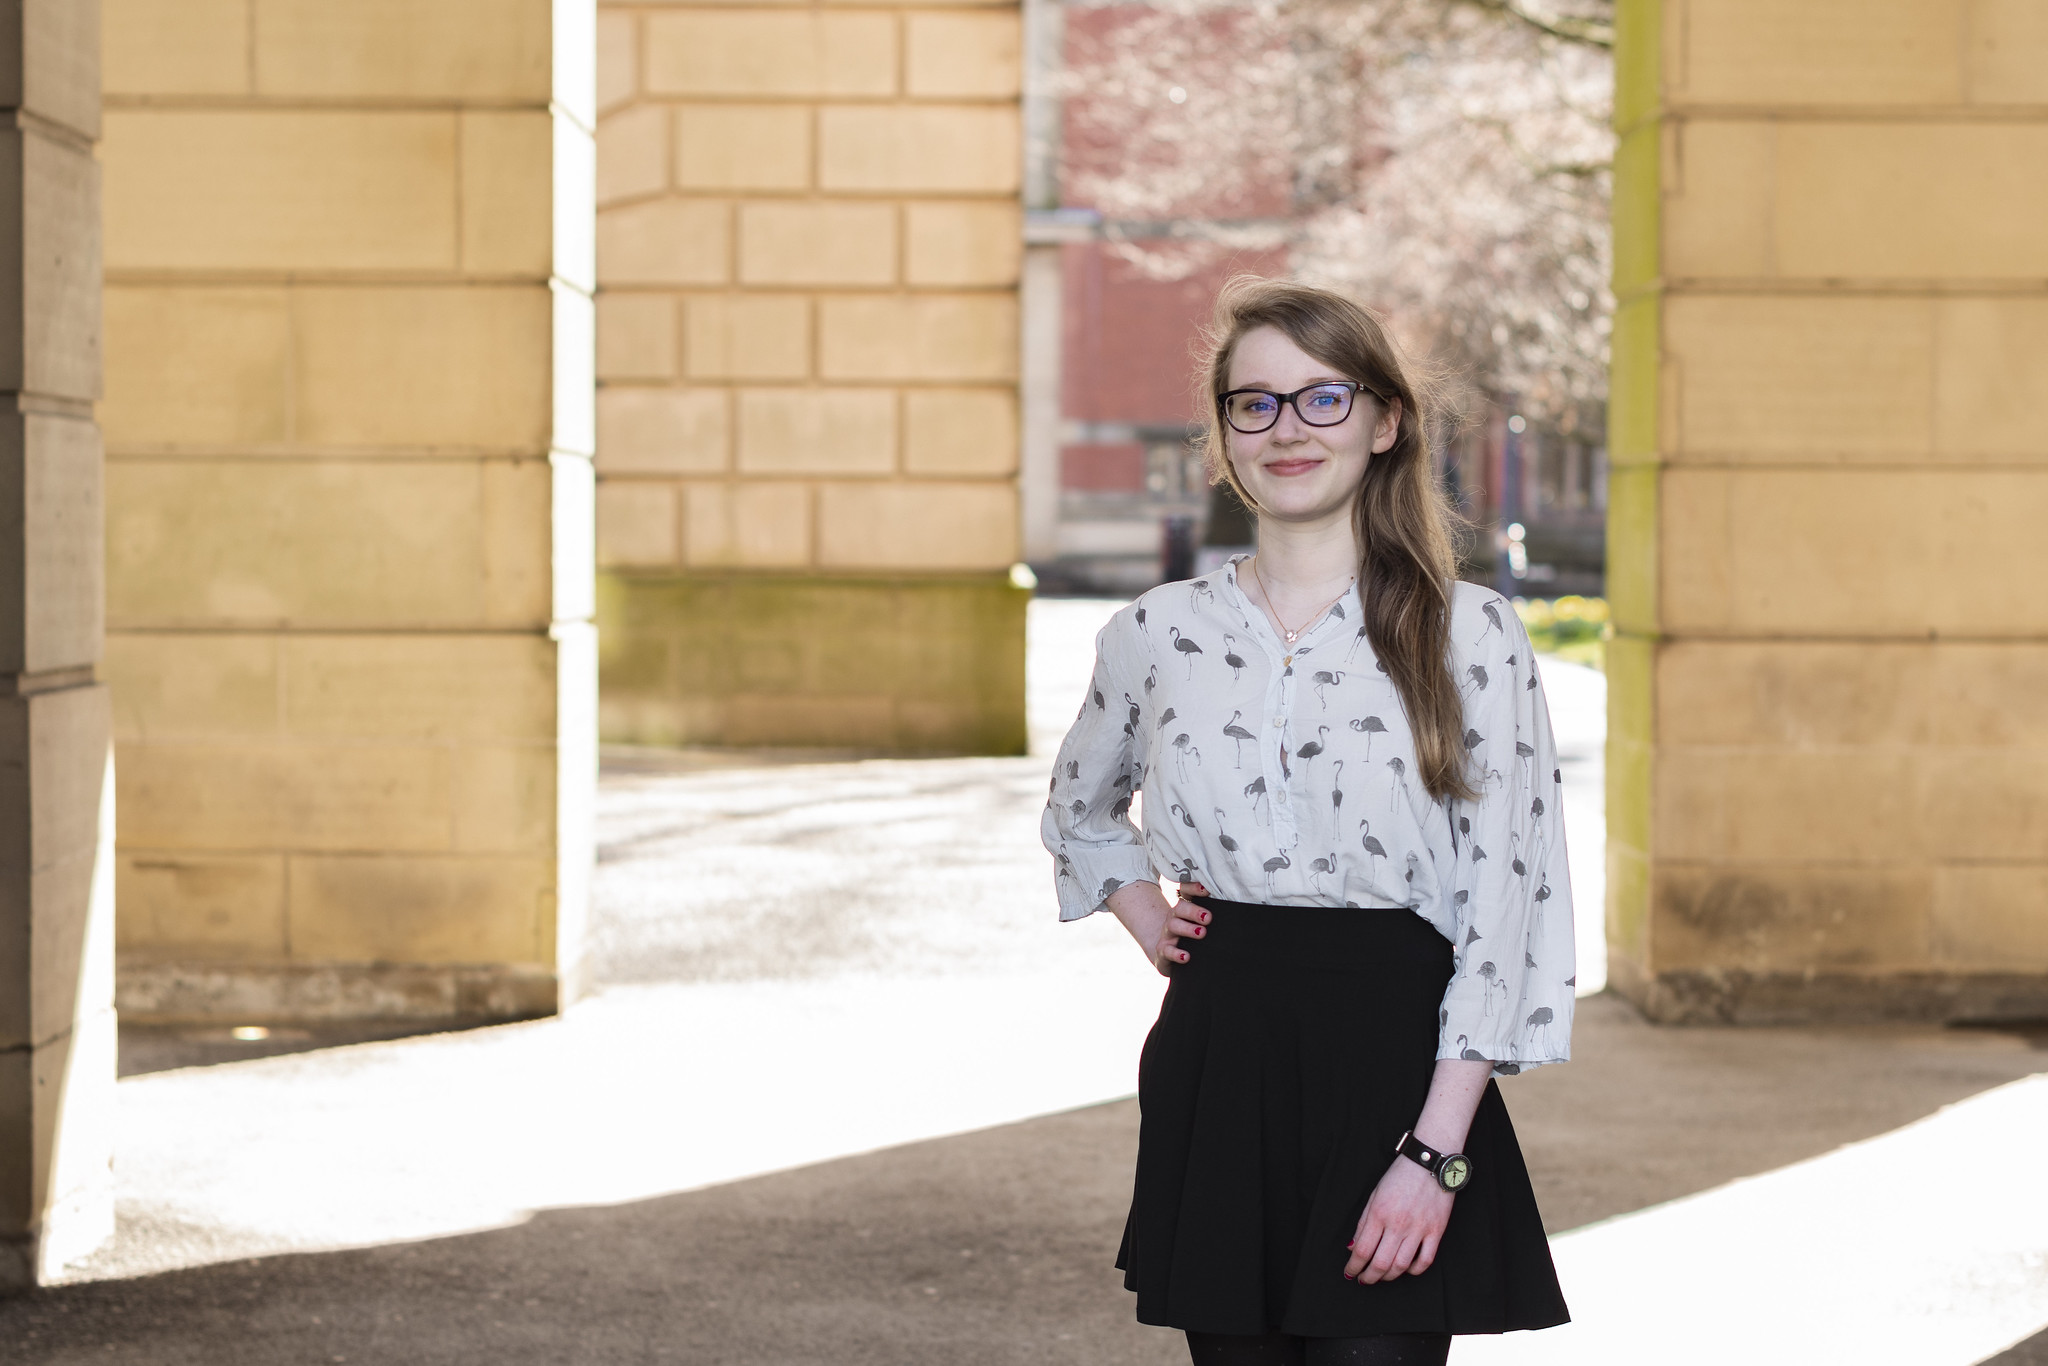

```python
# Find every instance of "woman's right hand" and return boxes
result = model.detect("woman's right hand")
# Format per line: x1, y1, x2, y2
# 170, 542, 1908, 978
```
1105, 880, 1214, 976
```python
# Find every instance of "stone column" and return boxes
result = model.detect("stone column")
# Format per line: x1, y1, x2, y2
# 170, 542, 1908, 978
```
1608, 0, 2048, 1021
101, 0, 596, 1024
1019, 233, 1063, 568
1018, 0, 1063, 568
592, 0, 1027, 754
0, 0, 114, 1286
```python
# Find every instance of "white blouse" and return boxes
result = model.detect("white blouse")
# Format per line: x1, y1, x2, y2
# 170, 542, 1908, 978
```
1042, 558, 1576, 1075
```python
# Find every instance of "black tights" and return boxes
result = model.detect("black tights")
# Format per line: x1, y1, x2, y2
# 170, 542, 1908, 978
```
1186, 1330, 1451, 1366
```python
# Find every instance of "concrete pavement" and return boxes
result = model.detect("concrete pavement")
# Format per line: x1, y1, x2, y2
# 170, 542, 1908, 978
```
5, 998, 2044, 1364
3, 598, 2045, 1362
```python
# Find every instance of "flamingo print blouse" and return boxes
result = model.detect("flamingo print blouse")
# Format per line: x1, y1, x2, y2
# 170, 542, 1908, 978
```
1042, 558, 1576, 1075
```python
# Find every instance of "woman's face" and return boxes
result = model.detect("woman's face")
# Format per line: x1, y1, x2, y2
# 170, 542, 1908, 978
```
1224, 325, 1400, 527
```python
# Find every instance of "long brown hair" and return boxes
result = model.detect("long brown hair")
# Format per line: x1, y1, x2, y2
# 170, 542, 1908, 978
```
1196, 276, 1476, 803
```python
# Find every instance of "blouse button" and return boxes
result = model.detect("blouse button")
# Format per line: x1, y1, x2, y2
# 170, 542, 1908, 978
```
1271, 717, 1284, 728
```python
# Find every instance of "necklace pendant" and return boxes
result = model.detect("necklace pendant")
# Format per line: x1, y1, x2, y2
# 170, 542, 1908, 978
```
1284, 628, 1300, 643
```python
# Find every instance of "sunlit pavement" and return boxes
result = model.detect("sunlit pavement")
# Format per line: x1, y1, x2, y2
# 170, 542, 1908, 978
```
1464, 1070, 2048, 1366
11, 599, 2046, 1366
69, 600, 1162, 1281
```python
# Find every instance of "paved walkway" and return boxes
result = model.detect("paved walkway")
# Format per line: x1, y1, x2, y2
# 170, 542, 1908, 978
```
6, 599, 2046, 1364
11, 1002, 2046, 1364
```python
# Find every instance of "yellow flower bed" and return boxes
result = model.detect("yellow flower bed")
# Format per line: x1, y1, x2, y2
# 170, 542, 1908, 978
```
1511, 595, 1610, 670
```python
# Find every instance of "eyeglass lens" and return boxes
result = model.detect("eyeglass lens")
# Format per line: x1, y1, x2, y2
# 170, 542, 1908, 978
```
1224, 384, 1355, 433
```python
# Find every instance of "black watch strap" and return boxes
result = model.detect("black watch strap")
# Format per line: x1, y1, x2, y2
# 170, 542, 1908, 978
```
1395, 1130, 1473, 1192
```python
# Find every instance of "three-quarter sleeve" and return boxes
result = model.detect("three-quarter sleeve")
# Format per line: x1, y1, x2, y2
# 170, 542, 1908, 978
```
1043, 616, 1158, 921
1437, 608, 1577, 1076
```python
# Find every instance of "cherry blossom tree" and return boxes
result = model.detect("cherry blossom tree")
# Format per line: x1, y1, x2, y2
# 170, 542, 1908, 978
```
1061, 0, 1613, 431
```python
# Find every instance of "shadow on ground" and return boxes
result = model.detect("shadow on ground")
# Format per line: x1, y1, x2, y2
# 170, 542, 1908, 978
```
14, 996, 2045, 1364
118, 1022, 516, 1079
4, 1102, 1167, 1366
1998, 1329, 2048, 1365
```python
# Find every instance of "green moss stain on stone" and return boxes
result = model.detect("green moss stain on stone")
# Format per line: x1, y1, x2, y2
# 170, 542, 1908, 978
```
1608, 0, 1662, 994
1612, 0, 1662, 135
1610, 125, 1661, 304
1610, 0, 1660, 302
1605, 465, 1658, 981
1604, 632, 1653, 854
597, 572, 1028, 755
1605, 631, 1655, 974
1605, 463, 1658, 637
1608, 295, 1659, 466
1608, 0, 1661, 634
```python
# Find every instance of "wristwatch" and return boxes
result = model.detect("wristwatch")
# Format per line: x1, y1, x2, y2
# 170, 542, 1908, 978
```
1395, 1130, 1473, 1192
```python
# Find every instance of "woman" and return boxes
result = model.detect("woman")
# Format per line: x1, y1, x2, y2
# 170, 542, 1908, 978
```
1043, 277, 1575, 1365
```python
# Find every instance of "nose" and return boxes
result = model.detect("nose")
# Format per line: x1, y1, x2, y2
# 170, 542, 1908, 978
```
1268, 397, 1314, 442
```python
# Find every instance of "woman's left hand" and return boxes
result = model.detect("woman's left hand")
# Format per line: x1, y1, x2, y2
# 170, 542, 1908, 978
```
1342, 1058, 1490, 1284
1343, 1157, 1453, 1283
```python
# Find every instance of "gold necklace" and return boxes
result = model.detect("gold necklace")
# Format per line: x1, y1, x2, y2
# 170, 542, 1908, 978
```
1247, 558, 1354, 645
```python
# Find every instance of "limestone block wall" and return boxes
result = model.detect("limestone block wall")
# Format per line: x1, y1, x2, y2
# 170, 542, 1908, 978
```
100, 0, 598, 1022
1607, 0, 2048, 1021
0, 0, 115, 1285
593, 0, 1028, 753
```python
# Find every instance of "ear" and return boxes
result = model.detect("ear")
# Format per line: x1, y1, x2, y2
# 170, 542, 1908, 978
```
1371, 396, 1403, 454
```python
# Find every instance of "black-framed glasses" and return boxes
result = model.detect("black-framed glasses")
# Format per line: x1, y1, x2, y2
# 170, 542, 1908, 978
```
1217, 382, 1380, 434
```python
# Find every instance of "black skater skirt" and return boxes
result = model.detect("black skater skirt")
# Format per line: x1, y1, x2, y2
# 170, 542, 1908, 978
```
1116, 896, 1569, 1339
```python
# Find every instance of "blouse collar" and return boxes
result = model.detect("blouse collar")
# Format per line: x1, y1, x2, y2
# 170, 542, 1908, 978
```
1218, 554, 1361, 656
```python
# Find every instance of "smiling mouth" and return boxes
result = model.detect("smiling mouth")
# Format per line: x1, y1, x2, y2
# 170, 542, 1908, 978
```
1263, 458, 1323, 477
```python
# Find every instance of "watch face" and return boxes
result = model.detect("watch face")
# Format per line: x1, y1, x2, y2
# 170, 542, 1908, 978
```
1439, 1155, 1472, 1191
